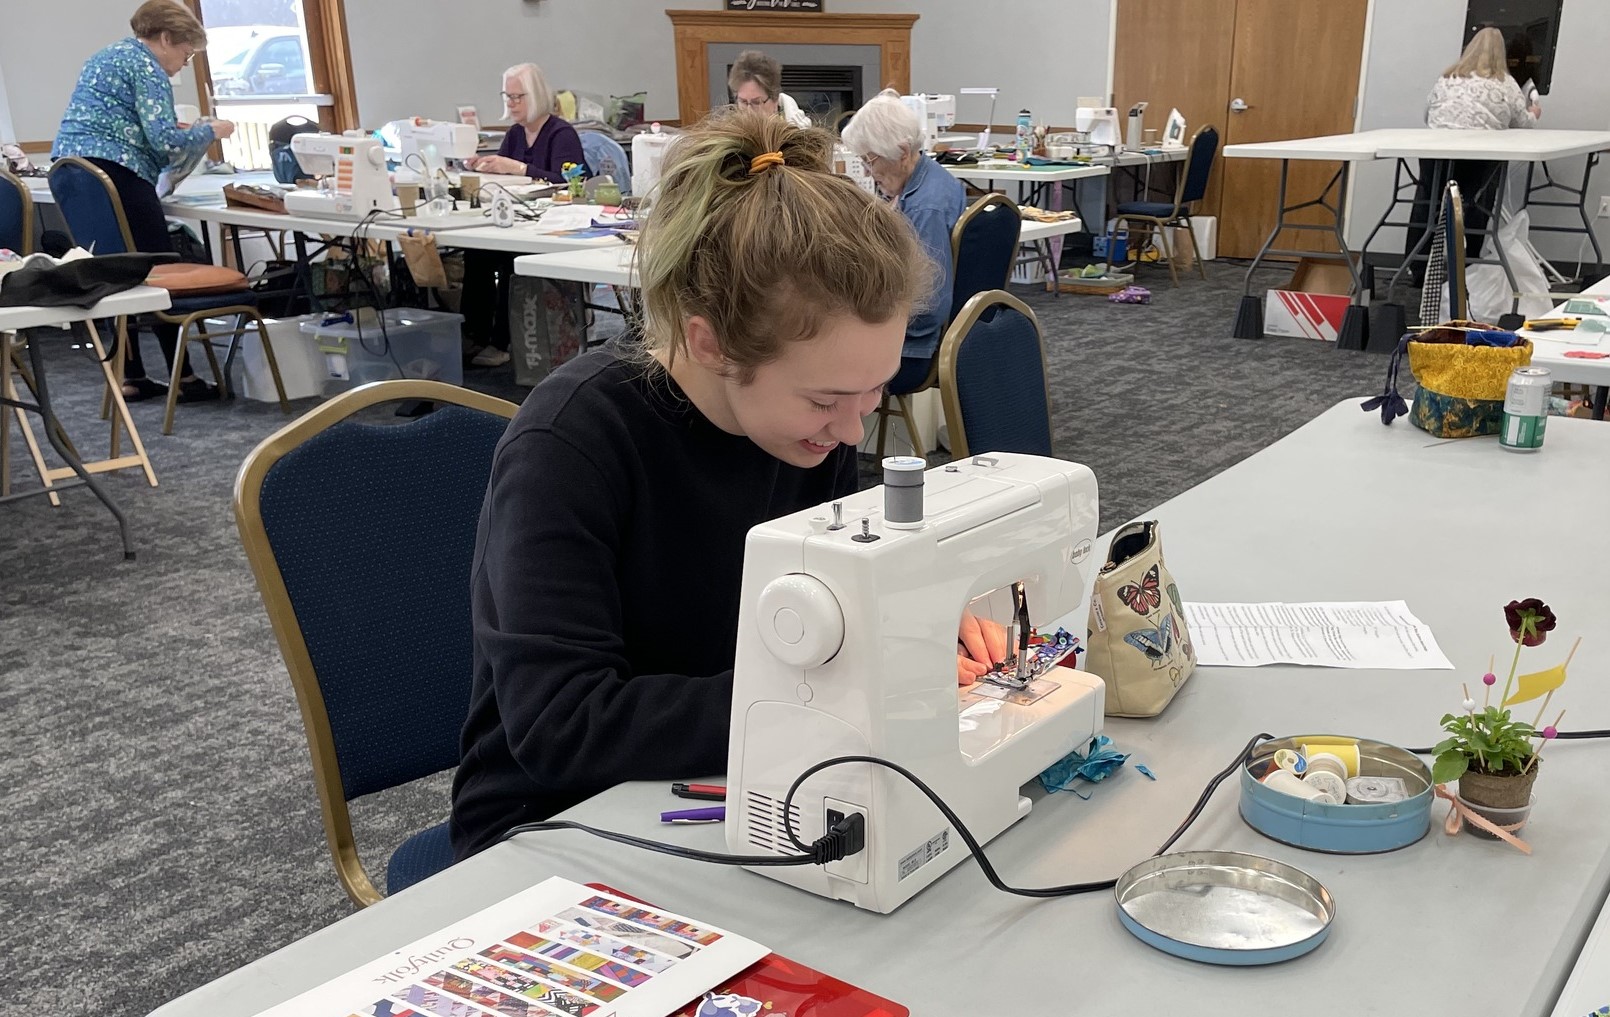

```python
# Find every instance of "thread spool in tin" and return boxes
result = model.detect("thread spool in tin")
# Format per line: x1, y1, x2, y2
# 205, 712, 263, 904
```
1304, 753, 1349, 783
1302, 770, 1347, 802
1301, 742, 1360, 777
1263, 768, 1340, 804
1273, 748, 1306, 774
881, 456, 926, 529
1346, 776, 1408, 805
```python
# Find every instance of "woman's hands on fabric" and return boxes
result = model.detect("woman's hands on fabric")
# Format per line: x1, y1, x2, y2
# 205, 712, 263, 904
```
472, 155, 526, 175
957, 611, 1008, 686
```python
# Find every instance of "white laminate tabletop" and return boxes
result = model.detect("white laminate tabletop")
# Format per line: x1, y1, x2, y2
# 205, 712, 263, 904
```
25, 170, 281, 205
1372, 128, 1610, 162
148, 400, 1610, 1017
944, 162, 1111, 183
1549, 894, 1610, 1017
1223, 131, 1398, 162
512, 245, 637, 287
0, 284, 171, 330
1518, 273, 1610, 387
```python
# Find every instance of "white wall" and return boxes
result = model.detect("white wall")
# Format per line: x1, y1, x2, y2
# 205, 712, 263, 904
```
0, 1, 202, 144
343, 1, 1110, 130
0, 55, 16, 142
1352, 0, 1610, 264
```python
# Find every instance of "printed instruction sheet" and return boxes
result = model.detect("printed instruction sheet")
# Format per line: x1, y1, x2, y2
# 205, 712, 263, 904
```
1183, 601, 1454, 669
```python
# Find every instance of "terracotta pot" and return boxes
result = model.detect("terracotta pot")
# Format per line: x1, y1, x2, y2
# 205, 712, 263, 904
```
1458, 759, 1540, 810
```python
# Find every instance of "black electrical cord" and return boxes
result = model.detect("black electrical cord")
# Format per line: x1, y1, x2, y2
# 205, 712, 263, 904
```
1401, 729, 1610, 755
778, 733, 1274, 899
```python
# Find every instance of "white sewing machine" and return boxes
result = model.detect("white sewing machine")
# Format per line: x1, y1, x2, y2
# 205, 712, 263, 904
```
727, 453, 1106, 914
283, 134, 391, 220
397, 118, 478, 169
900, 93, 956, 150
1076, 106, 1122, 151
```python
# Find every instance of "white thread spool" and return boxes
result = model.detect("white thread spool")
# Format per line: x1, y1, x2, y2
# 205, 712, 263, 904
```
1305, 752, 1349, 782
1302, 770, 1347, 802
1263, 768, 1340, 804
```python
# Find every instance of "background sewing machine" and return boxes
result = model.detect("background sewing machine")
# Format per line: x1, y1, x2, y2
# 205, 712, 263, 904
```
282, 134, 391, 220
1076, 107, 1122, 152
395, 118, 478, 177
727, 453, 1106, 914
900, 93, 956, 151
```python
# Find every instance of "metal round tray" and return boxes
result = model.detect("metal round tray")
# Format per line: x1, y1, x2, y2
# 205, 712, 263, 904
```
1114, 850, 1335, 965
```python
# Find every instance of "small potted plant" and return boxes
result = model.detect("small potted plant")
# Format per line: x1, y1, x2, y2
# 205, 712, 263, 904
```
1432, 598, 1576, 838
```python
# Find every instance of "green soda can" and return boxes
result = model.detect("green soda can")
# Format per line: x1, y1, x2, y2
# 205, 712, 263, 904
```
1500, 366, 1550, 453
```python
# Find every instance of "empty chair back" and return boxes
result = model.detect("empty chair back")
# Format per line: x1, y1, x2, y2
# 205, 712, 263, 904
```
578, 130, 632, 196
1, 170, 34, 254
939, 290, 1053, 458
949, 192, 1022, 323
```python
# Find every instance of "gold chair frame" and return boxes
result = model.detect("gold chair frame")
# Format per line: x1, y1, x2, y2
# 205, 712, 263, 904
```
938, 289, 1053, 459
49, 156, 291, 436
234, 380, 518, 906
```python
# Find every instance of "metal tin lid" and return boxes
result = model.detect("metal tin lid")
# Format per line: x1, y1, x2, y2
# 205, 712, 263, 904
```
1114, 850, 1335, 966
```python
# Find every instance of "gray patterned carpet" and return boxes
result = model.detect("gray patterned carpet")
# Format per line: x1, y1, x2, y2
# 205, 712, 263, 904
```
1, 267, 1399, 1017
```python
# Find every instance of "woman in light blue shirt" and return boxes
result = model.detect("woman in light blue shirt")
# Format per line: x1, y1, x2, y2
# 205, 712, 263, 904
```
53, 0, 236, 402
840, 89, 967, 392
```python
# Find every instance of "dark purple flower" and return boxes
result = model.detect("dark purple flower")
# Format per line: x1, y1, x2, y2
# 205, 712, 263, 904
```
1504, 599, 1557, 647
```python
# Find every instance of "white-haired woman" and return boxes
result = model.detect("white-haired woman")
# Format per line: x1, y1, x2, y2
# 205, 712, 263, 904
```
840, 88, 966, 393
1408, 27, 1540, 267
462, 62, 587, 366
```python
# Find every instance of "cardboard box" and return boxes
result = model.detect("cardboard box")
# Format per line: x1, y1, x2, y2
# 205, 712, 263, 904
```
1264, 290, 1352, 341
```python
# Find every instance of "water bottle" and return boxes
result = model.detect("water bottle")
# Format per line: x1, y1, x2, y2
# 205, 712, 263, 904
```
1015, 109, 1033, 161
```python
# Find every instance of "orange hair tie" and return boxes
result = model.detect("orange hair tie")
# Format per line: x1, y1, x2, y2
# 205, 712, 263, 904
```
749, 151, 786, 176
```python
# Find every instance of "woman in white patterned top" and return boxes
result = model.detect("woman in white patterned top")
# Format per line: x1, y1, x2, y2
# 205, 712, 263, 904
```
1409, 28, 1541, 266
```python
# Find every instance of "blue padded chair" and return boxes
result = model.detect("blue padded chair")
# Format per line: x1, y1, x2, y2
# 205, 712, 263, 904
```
48, 156, 289, 434
1108, 125, 1219, 287
234, 380, 519, 906
872, 191, 1021, 458
939, 290, 1053, 458
578, 130, 631, 196
1, 169, 35, 255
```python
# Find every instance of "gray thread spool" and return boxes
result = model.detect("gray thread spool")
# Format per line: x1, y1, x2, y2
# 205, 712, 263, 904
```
882, 456, 926, 529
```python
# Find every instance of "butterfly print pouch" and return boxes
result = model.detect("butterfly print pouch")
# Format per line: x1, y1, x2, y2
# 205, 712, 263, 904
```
1085, 520, 1197, 718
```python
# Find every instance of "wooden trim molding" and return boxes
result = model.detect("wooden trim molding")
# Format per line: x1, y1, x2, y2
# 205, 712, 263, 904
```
18, 141, 53, 154
666, 9, 918, 126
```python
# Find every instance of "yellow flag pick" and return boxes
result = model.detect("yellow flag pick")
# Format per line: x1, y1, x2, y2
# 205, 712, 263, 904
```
1502, 638, 1580, 707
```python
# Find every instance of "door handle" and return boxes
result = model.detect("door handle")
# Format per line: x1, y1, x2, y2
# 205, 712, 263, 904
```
1230, 98, 1251, 113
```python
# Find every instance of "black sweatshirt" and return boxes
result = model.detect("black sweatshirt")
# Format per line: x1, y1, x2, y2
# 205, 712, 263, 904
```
450, 348, 857, 859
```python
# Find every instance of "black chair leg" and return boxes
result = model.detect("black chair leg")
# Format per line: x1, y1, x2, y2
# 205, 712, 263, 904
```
1337, 305, 1370, 352
1232, 294, 1264, 339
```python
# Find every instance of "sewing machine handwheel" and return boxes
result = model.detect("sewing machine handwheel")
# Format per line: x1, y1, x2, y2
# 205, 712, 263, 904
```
756, 574, 844, 669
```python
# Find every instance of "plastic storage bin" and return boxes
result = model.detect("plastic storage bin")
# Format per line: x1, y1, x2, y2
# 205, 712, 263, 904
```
228, 313, 329, 403
298, 309, 464, 396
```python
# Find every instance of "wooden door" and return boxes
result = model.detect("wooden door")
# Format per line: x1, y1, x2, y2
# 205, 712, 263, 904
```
1112, 0, 1237, 221
1216, 0, 1369, 259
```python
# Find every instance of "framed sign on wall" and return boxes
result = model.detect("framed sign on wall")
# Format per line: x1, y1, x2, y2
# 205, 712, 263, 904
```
726, 0, 825, 11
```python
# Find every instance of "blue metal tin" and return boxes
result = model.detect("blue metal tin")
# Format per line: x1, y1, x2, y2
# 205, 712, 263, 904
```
1115, 850, 1335, 965
1240, 735, 1433, 854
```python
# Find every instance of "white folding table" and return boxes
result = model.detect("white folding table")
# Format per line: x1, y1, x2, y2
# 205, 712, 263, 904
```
0, 285, 171, 558
149, 401, 1610, 1017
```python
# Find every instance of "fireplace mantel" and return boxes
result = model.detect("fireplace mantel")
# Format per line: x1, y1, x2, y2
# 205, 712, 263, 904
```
667, 10, 918, 125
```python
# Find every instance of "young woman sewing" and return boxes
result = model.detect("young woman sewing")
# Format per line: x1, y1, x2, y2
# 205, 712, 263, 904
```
450, 111, 1006, 859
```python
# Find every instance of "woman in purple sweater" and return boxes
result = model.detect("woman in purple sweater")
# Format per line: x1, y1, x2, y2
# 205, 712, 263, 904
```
462, 62, 587, 366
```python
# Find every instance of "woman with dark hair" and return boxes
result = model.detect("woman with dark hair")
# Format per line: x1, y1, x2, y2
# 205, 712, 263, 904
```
52, 0, 235, 402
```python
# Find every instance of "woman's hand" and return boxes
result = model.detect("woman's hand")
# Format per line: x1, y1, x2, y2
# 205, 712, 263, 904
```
211, 119, 236, 140
472, 155, 526, 176
957, 612, 1008, 686
1529, 103, 1543, 120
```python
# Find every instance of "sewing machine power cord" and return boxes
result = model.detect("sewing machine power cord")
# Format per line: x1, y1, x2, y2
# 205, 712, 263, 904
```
497, 728, 1610, 898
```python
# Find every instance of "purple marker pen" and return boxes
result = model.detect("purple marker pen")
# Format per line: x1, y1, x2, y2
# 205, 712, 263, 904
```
660, 806, 725, 824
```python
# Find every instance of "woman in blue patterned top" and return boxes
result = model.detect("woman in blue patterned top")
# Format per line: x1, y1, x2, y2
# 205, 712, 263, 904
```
53, 0, 237, 402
